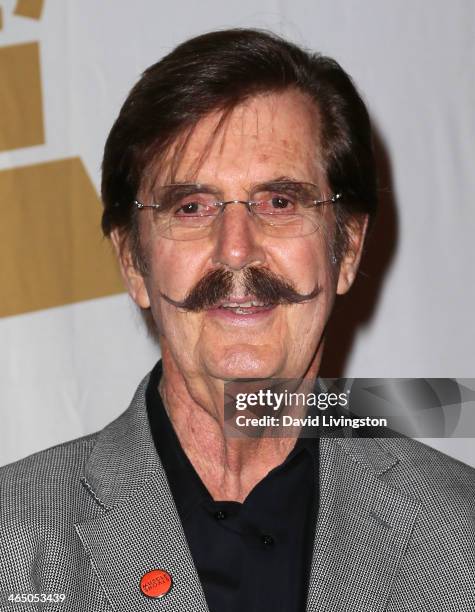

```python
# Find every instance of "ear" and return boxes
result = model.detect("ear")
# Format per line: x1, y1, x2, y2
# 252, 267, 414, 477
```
110, 229, 150, 308
336, 215, 369, 295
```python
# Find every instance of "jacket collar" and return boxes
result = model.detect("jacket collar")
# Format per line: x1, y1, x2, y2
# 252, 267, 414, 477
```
82, 370, 399, 509
81, 372, 160, 509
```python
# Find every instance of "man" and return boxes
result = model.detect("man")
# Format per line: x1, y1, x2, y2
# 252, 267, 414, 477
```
1, 29, 473, 612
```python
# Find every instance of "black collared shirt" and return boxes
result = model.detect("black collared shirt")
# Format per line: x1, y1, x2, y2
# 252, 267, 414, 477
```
146, 361, 318, 612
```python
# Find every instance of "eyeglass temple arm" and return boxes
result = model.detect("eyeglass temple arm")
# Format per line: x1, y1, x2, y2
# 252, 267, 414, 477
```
134, 200, 160, 209
316, 193, 343, 205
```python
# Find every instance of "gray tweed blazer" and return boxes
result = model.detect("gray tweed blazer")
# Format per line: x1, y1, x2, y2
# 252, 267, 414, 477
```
1, 373, 474, 611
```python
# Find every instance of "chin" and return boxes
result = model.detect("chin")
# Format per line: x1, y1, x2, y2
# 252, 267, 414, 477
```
205, 346, 285, 381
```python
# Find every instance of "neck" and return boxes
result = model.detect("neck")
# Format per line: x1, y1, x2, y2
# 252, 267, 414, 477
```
157, 343, 322, 502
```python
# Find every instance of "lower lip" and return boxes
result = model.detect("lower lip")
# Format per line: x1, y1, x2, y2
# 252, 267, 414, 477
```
206, 304, 277, 324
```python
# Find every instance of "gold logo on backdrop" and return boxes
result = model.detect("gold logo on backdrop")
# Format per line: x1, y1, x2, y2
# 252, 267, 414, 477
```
0, 0, 45, 32
0, 41, 44, 150
0, 1, 124, 318
0, 158, 125, 318
14, 0, 45, 20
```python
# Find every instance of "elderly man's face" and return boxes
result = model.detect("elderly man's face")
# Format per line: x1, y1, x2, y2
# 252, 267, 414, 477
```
118, 90, 365, 381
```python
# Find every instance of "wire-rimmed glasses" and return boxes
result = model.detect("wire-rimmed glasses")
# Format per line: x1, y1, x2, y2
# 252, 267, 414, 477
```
133, 180, 342, 240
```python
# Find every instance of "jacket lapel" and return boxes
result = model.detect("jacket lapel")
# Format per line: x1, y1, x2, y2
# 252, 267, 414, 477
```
74, 375, 209, 612
306, 436, 421, 612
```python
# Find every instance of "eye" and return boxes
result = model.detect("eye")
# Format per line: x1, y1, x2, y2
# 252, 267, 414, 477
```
270, 196, 293, 209
177, 201, 200, 215
253, 192, 298, 214
172, 197, 218, 217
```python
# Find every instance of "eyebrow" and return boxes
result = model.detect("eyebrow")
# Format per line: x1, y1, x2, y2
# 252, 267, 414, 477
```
160, 176, 316, 193
154, 183, 221, 203
252, 176, 318, 192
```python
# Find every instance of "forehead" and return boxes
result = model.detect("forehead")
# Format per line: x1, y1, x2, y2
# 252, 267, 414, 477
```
155, 89, 326, 188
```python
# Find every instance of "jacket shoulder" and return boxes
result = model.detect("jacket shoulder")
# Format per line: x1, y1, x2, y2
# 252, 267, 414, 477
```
0, 433, 99, 525
377, 436, 475, 510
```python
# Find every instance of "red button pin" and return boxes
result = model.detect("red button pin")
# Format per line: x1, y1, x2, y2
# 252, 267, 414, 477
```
140, 569, 173, 599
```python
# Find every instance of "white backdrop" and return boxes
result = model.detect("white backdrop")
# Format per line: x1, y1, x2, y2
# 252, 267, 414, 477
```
1, 0, 474, 466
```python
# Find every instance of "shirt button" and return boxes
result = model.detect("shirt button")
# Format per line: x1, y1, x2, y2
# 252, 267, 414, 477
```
214, 510, 227, 520
261, 534, 274, 546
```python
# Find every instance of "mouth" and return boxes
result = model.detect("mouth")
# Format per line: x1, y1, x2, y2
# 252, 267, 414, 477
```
215, 297, 274, 315
206, 296, 277, 322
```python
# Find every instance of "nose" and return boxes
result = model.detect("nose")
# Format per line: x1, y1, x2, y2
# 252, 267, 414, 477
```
211, 202, 266, 271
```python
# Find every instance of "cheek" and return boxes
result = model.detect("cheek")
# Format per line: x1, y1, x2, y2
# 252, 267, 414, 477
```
268, 230, 335, 292
143, 241, 210, 348
146, 240, 210, 298
138, 217, 211, 297
270, 235, 337, 340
